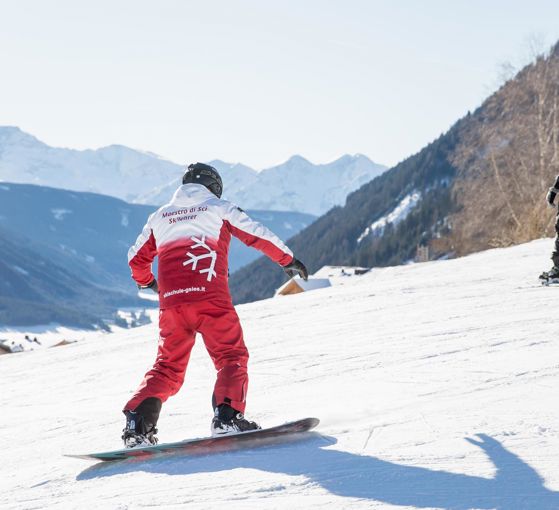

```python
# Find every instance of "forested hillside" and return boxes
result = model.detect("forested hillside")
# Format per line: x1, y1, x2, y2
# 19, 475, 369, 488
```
0, 228, 140, 328
231, 42, 559, 304
450, 43, 559, 253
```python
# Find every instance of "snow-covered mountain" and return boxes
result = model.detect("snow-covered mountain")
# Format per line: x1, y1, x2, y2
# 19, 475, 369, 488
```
0, 126, 386, 215
137, 155, 387, 215
2, 239, 558, 508
0, 127, 179, 203
235, 154, 386, 215
134, 160, 260, 208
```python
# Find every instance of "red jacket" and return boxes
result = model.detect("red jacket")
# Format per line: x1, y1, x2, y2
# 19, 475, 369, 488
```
128, 184, 294, 308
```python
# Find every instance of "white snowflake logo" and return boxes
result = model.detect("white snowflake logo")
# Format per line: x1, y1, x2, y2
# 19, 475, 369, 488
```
183, 235, 217, 282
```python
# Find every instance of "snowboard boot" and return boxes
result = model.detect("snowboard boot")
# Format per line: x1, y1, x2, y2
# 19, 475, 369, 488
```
122, 397, 161, 448
211, 403, 261, 437
539, 265, 559, 285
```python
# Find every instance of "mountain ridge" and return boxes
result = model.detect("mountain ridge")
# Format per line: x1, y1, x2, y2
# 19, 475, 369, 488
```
0, 126, 386, 215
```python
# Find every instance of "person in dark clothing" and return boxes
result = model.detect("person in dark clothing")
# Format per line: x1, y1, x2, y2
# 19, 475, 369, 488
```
540, 174, 559, 283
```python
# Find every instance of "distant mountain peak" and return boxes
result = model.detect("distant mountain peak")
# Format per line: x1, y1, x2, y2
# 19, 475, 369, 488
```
332, 153, 361, 164
208, 159, 257, 172
285, 154, 312, 166
0, 126, 387, 215
96, 144, 169, 161
348, 153, 371, 161
0, 125, 23, 133
0, 125, 43, 146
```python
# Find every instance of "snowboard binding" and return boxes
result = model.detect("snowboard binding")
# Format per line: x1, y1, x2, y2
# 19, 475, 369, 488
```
211, 404, 261, 437
539, 266, 559, 286
122, 410, 159, 448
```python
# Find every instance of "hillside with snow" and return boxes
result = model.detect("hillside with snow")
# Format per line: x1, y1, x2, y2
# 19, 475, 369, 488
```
2, 239, 559, 509
0, 126, 386, 215
0, 127, 179, 204
231, 154, 386, 216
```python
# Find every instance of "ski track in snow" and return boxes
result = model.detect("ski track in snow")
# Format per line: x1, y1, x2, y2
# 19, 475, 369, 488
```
2, 239, 559, 509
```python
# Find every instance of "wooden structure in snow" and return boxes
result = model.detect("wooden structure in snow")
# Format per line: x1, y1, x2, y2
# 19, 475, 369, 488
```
0, 339, 24, 354
275, 277, 332, 296
275, 265, 371, 297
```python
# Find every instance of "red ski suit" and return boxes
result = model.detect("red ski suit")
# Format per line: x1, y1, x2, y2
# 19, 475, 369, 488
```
124, 183, 293, 414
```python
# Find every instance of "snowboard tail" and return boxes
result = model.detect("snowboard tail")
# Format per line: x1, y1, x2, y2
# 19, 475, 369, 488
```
540, 277, 559, 286
66, 417, 319, 462
539, 270, 559, 285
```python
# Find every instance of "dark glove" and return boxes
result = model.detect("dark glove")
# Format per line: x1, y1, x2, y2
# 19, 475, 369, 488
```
547, 188, 557, 207
138, 278, 159, 294
283, 258, 308, 281
548, 175, 559, 207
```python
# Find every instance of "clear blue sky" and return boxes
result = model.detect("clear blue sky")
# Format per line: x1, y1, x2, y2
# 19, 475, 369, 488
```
2, 0, 559, 169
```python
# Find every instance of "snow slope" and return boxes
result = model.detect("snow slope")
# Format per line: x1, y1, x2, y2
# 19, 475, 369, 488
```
2, 239, 559, 509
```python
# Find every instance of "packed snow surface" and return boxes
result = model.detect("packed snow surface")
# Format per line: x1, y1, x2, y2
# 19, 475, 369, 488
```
2, 239, 559, 509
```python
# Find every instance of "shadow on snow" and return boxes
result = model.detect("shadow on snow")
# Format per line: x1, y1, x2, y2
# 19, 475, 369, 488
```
77, 433, 558, 509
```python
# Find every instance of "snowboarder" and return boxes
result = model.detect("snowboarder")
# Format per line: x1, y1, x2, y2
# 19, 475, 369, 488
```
540, 174, 559, 284
122, 162, 309, 447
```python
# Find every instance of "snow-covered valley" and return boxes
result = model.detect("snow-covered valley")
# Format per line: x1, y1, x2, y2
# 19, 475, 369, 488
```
2, 239, 559, 509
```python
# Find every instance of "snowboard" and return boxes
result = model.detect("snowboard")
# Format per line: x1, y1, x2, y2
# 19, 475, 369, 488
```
539, 275, 559, 286
65, 417, 319, 462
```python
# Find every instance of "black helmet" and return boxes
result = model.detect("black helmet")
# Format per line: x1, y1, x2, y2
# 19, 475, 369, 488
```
182, 162, 223, 198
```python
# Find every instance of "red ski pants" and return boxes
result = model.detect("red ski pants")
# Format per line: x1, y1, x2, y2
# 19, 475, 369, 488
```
124, 300, 249, 414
